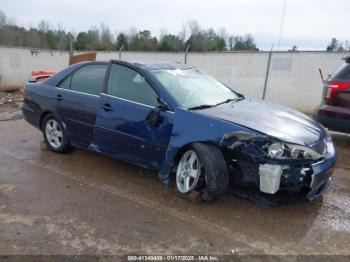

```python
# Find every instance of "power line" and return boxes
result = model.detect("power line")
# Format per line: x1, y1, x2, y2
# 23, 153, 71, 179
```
277, 0, 287, 51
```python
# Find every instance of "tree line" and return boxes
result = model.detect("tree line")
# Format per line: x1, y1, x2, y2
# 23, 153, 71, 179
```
326, 38, 350, 52
0, 10, 348, 52
0, 10, 257, 52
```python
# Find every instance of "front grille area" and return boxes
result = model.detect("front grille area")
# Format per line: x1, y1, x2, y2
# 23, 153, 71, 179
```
310, 139, 327, 156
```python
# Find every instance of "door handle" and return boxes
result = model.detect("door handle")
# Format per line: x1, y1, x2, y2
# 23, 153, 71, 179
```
100, 103, 113, 111
56, 94, 64, 101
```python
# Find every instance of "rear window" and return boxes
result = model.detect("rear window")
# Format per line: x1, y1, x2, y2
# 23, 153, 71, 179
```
331, 63, 350, 80
59, 64, 107, 95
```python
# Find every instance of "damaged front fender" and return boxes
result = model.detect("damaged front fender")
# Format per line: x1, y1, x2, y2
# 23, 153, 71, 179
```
158, 108, 263, 184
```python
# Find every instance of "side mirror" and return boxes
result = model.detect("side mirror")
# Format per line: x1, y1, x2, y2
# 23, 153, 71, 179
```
147, 98, 169, 126
147, 110, 161, 126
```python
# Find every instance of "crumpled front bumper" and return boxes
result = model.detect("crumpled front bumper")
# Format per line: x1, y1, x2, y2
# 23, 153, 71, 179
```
255, 138, 337, 201
306, 139, 337, 201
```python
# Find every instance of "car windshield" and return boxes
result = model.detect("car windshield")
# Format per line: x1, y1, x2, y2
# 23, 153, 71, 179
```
150, 68, 241, 109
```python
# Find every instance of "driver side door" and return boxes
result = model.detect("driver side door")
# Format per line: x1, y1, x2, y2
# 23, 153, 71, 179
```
93, 62, 174, 169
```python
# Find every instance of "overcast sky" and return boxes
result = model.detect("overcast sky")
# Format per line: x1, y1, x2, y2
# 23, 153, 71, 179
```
1, 0, 349, 50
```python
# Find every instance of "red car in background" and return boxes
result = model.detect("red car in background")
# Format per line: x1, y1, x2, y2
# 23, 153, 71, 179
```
315, 56, 350, 133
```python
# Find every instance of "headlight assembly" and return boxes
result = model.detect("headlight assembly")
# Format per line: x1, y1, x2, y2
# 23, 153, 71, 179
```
265, 142, 322, 160
267, 142, 285, 158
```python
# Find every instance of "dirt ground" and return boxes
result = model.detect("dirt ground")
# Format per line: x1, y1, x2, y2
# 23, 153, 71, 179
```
0, 115, 349, 258
0, 91, 23, 113
0, 91, 23, 122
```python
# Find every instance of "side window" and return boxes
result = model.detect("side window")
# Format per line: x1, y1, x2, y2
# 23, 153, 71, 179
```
70, 64, 107, 95
107, 64, 158, 106
58, 75, 72, 89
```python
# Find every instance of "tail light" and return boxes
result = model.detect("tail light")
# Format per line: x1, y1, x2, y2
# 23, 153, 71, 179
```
325, 81, 350, 105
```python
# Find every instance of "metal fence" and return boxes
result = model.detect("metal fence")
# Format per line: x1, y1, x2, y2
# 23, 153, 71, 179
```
0, 46, 349, 113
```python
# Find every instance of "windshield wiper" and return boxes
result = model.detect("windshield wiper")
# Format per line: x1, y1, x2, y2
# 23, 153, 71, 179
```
215, 98, 241, 106
187, 104, 215, 110
188, 97, 243, 110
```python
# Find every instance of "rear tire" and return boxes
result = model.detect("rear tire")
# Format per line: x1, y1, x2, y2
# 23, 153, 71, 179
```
42, 114, 71, 153
175, 143, 229, 201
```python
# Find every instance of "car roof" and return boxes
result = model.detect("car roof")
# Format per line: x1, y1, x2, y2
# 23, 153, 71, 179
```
112, 60, 194, 70
74, 60, 194, 70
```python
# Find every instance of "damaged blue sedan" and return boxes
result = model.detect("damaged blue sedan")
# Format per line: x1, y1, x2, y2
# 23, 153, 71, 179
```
22, 60, 336, 202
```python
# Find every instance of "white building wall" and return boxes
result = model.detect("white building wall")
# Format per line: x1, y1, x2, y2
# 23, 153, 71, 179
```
266, 52, 345, 112
0, 46, 348, 113
0, 47, 69, 91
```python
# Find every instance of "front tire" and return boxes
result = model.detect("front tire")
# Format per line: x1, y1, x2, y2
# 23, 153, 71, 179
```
42, 114, 70, 153
175, 143, 229, 201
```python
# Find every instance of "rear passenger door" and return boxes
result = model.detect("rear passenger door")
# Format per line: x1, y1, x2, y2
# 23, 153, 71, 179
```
55, 63, 107, 147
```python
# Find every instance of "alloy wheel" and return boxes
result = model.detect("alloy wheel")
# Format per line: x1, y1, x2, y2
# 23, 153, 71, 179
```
176, 150, 201, 193
45, 119, 63, 149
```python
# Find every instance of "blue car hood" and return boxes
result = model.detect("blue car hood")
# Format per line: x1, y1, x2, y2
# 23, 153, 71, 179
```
196, 98, 326, 146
